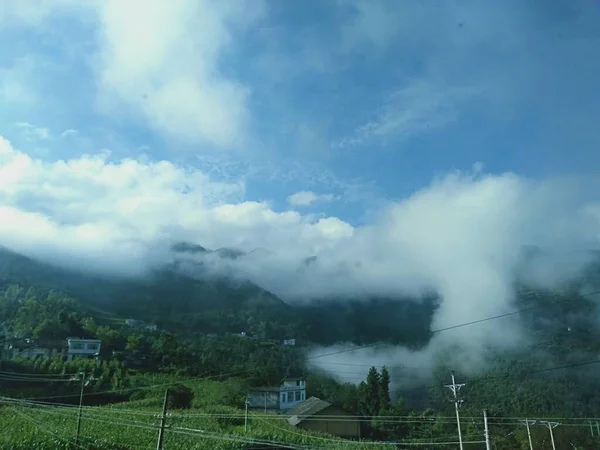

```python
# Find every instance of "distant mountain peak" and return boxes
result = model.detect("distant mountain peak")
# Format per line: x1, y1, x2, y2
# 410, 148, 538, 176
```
171, 242, 209, 254
214, 247, 246, 260
304, 256, 317, 266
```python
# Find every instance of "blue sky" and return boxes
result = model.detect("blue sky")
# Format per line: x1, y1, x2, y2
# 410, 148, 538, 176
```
2, 0, 599, 226
0, 0, 599, 260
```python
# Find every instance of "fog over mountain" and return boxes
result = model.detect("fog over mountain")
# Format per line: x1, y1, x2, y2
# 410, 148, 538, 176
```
2, 135, 600, 381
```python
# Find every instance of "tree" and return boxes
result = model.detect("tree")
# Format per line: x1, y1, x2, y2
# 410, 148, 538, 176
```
95, 325, 123, 351
361, 366, 381, 416
125, 334, 144, 352
81, 316, 97, 337
358, 381, 368, 416
373, 396, 411, 439
379, 366, 390, 410
168, 385, 194, 409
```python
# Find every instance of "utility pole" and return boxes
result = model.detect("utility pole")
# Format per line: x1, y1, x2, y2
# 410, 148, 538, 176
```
520, 419, 535, 450
483, 410, 491, 450
264, 392, 267, 413
540, 421, 559, 450
75, 370, 85, 446
74, 370, 98, 446
590, 421, 594, 437
244, 396, 249, 432
444, 371, 465, 450
156, 390, 169, 450
596, 421, 599, 437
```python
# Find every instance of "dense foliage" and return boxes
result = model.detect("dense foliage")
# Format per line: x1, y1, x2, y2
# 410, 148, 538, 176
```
0, 246, 438, 345
2, 246, 600, 448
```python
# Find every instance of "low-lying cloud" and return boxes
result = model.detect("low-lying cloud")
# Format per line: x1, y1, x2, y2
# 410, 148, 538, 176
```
1, 136, 599, 377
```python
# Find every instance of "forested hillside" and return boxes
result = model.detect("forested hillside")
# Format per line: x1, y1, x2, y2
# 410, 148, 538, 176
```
2, 246, 600, 448
0, 245, 438, 345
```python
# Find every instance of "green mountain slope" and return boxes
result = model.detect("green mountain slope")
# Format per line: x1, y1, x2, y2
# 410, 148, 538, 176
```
0, 246, 438, 345
1, 245, 597, 348
0, 246, 299, 339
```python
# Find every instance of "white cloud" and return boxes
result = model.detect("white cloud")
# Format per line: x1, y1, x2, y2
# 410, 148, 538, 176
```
94, 0, 264, 148
14, 122, 52, 140
1, 136, 599, 373
60, 129, 78, 138
287, 191, 337, 207
335, 0, 600, 152
339, 81, 477, 148
0, 136, 349, 274
1, 0, 264, 148
0, 0, 90, 26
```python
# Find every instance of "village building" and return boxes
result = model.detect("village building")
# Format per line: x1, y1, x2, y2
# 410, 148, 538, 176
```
286, 397, 360, 438
248, 379, 306, 411
66, 337, 101, 361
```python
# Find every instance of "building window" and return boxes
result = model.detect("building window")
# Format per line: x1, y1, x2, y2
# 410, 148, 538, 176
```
295, 391, 301, 402
296, 380, 300, 386
86, 344, 98, 350
301, 392, 305, 401
281, 393, 286, 403
71, 343, 83, 350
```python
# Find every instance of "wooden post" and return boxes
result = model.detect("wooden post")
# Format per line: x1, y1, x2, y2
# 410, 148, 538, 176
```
483, 410, 491, 450
156, 390, 169, 450
244, 396, 249, 432
75, 371, 85, 446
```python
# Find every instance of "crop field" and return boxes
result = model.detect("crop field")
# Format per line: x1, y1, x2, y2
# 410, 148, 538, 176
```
0, 397, 392, 450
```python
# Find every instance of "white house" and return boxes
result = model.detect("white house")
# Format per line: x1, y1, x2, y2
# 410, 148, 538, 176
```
125, 318, 139, 327
66, 338, 101, 361
248, 379, 306, 411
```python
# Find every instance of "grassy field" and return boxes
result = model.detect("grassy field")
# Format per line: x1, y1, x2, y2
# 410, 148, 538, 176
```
0, 378, 392, 450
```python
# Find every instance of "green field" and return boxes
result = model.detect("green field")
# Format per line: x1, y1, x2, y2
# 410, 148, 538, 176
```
0, 378, 392, 450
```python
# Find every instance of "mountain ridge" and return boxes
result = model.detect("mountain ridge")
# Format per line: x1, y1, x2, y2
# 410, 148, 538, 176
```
1, 243, 598, 347
0, 245, 437, 345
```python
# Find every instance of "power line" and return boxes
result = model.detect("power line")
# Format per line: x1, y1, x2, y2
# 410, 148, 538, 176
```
8, 406, 89, 450
5, 396, 600, 426
6, 399, 315, 450
0, 369, 74, 378
308, 356, 600, 382
308, 290, 600, 361
468, 357, 600, 385
385, 356, 600, 399
23, 368, 249, 400
0, 373, 75, 383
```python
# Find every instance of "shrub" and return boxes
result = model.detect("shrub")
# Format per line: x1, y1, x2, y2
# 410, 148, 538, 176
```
167, 384, 194, 410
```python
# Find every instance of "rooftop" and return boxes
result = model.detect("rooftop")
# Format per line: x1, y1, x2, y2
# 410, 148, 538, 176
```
286, 397, 331, 426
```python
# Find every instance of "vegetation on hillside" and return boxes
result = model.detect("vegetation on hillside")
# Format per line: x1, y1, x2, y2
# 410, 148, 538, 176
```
2, 246, 600, 448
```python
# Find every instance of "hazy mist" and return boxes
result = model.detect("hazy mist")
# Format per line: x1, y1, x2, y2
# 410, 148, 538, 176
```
1, 136, 600, 379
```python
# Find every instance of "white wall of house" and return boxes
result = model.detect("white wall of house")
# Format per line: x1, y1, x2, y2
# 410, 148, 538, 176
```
67, 338, 101, 361
247, 391, 280, 410
280, 388, 306, 409
248, 380, 306, 411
